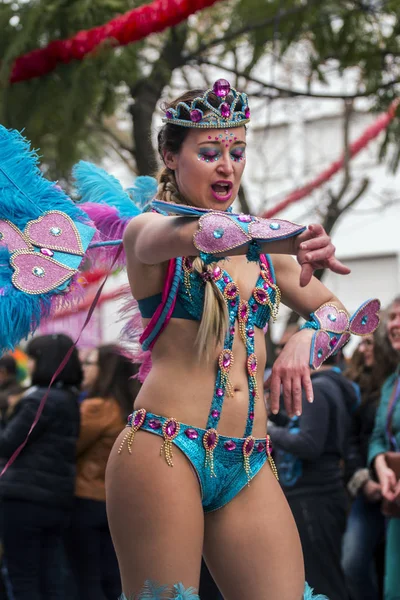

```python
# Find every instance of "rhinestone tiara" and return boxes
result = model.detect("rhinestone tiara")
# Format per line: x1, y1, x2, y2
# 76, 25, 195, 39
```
162, 79, 250, 129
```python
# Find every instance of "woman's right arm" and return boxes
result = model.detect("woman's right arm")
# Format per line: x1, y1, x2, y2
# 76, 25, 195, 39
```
368, 378, 397, 501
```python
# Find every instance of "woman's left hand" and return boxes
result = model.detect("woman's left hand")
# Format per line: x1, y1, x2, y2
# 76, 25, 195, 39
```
294, 224, 351, 287
266, 329, 314, 417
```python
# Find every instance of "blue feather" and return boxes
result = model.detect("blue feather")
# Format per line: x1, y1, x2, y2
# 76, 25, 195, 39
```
73, 161, 141, 219
0, 246, 51, 352
131, 580, 169, 599
0, 126, 88, 229
172, 583, 199, 599
126, 175, 158, 210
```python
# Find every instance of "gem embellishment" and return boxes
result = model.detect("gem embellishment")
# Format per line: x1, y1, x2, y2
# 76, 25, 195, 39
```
243, 436, 255, 483
185, 428, 199, 440
0, 233, 3, 240
203, 429, 219, 477
148, 419, 161, 430
213, 79, 231, 98
328, 313, 337, 322
160, 418, 180, 467
220, 103, 231, 118
118, 408, 146, 455
361, 315, 368, 325
190, 109, 203, 123
211, 409, 220, 419
213, 228, 224, 239
238, 300, 250, 345
40, 248, 54, 257
223, 282, 239, 301
224, 440, 236, 451
269, 223, 280, 230
245, 107, 250, 119
183, 257, 194, 301
247, 353, 259, 402
266, 435, 279, 480
238, 214, 252, 223
219, 349, 234, 397
32, 266, 45, 277
50, 227, 62, 236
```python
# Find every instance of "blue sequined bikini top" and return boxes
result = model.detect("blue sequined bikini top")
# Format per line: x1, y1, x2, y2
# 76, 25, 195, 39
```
138, 254, 278, 330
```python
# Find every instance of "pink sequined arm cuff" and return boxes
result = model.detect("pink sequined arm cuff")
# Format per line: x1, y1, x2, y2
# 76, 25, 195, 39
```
193, 211, 305, 255
302, 299, 381, 369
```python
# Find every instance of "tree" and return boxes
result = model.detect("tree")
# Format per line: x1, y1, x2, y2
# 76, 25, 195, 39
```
1, 0, 399, 186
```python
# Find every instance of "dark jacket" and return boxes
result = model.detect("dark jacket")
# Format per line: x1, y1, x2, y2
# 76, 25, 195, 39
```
269, 368, 359, 497
0, 384, 80, 508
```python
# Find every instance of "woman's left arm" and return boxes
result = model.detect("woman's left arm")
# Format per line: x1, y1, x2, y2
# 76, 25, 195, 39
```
267, 254, 346, 417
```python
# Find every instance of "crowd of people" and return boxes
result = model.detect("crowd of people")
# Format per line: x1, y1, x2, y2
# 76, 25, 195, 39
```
0, 294, 398, 599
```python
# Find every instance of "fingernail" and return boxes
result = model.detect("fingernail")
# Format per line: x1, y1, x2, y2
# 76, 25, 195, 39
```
272, 409, 278, 415
301, 243, 307, 250
308, 397, 314, 403
295, 410, 301, 416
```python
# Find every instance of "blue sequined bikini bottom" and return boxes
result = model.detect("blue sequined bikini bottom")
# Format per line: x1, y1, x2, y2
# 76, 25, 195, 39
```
121, 410, 277, 513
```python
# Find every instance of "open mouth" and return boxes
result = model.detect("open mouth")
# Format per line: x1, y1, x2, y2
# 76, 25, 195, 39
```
211, 181, 233, 201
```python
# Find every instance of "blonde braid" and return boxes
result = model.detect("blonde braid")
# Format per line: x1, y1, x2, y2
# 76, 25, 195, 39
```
156, 150, 228, 358
156, 167, 183, 204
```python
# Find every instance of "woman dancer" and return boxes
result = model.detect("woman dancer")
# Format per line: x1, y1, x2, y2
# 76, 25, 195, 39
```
105, 80, 379, 599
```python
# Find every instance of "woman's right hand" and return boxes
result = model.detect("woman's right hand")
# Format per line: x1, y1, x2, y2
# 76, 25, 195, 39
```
374, 454, 397, 501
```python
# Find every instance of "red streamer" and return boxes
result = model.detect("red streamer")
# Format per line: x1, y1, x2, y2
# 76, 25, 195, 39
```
261, 100, 400, 219
9, 0, 223, 84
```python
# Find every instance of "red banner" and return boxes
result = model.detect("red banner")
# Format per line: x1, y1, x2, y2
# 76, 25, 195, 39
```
261, 100, 399, 218
10, 0, 224, 84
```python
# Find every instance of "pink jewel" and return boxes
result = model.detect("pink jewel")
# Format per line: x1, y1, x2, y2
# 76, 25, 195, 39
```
222, 352, 231, 368
133, 410, 145, 427
148, 419, 161, 430
257, 442, 264, 453
248, 354, 257, 374
208, 136, 212, 139
330, 337, 338, 347
211, 409, 220, 418
223, 276, 230, 283
254, 288, 268, 303
252, 304, 258, 312
165, 110, 173, 119
247, 328, 255, 338
40, 248, 54, 257
240, 304, 248, 320
216, 388, 224, 397
185, 428, 199, 440
215, 137, 219, 140
225, 144, 229, 148
251, 389, 256, 397
205, 430, 217, 448
263, 282, 269, 290
190, 109, 203, 123
230, 300, 236, 307
165, 419, 177, 438
213, 78, 231, 98
220, 103, 231, 118
213, 266, 221, 279
224, 440, 236, 451
249, 412, 254, 420
229, 326, 235, 335
238, 214, 252, 223
245, 108, 250, 119
243, 437, 255, 456
226, 283, 238, 298
234, 137, 237, 141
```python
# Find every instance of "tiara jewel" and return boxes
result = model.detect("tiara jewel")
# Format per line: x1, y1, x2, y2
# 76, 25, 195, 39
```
162, 79, 250, 129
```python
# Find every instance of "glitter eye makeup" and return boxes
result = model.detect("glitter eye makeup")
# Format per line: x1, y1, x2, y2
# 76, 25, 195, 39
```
197, 148, 222, 163
230, 147, 246, 163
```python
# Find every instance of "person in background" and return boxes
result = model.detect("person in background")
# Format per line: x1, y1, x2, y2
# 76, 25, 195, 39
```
268, 351, 358, 600
0, 334, 82, 600
0, 356, 19, 425
368, 296, 400, 600
66, 344, 141, 600
342, 328, 397, 600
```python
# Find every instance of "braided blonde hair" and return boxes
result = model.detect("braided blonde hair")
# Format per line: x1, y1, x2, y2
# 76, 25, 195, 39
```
157, 94, 229, 357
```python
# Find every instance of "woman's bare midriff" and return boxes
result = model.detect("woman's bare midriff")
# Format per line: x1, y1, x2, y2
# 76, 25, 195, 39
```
134, 317, 268, 440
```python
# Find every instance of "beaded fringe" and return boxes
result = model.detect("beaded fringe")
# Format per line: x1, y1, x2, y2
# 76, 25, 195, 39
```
120, 580, 199, 600
120, 580, 325, 599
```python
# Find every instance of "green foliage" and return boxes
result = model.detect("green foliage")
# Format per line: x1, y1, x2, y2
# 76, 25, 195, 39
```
0, 0, 399, 179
